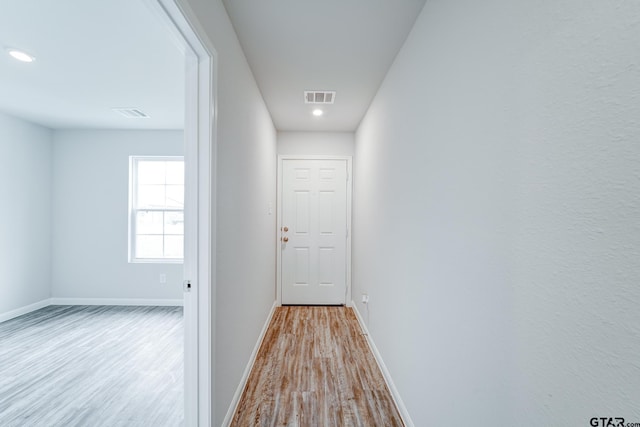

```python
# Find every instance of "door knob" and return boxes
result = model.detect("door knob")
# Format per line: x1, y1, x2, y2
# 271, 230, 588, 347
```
283, 237, 289, 242
283, 226, 289, 232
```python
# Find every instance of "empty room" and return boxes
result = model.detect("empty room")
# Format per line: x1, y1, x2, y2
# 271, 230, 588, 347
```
2, 0, 639, 426
0, 0, 190, 425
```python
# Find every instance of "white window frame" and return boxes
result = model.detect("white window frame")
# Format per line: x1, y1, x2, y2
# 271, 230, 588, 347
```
129, 155, 185, 264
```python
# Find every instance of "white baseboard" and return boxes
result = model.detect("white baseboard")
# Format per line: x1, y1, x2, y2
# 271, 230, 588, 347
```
49, 297, 183, 307
222, 301, 278, 427
0, 298, 52, 324
0, 297, 183, 324
351, 301, 414, 427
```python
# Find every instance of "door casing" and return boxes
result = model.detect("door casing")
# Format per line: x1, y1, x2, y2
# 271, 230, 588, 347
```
276, 155, 353, 307
146, 1, 216, 425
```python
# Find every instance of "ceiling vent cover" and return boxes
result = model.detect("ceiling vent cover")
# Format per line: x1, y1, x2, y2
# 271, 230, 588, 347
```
112, 108, 150, 119
304, 91, 336, 104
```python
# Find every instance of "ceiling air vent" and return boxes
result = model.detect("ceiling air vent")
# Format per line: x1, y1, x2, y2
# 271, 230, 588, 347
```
112, 108, 150, 119
304, 91, 336, 104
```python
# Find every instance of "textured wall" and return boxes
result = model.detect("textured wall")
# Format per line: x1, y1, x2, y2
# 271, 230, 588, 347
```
354, 0, 640, 425
511, 0, 640, 421
0, 112, 52, 315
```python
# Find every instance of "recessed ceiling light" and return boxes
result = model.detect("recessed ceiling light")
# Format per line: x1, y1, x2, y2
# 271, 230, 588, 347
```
7, 48, 35, 63
312, 109, 323, 117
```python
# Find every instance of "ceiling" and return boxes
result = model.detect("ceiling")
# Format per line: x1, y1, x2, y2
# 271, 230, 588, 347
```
0, 0, 426, 132
222, 0, 427, 131
0, 0, 185, 130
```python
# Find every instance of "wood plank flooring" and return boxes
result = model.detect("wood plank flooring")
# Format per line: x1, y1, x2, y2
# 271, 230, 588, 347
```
231, 306, 404, 427
0, 305, 183, 427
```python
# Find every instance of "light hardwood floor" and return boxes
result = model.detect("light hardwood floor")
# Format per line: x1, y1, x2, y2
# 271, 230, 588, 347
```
0, 305, 183, 427
231, 306, 404, 427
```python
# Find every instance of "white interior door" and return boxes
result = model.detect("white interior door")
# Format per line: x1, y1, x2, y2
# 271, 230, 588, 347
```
280, 158, 349, 305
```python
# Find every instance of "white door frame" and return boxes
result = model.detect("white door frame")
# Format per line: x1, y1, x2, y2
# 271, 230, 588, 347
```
145, 1, 216, 425
276, 155, 353, 307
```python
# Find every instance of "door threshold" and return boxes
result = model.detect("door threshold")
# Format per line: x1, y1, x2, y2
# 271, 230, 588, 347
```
281, 303, 345, 307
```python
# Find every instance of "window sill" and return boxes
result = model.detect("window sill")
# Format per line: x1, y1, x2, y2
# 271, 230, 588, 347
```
129, 258, 184, 265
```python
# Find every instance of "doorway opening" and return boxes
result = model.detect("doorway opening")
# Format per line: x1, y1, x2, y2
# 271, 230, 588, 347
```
0, 0, 214, 424
150, 0, 216, 424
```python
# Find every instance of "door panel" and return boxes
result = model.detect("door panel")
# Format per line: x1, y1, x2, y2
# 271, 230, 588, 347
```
295, 191, 310, 233
281, 159, 348, 305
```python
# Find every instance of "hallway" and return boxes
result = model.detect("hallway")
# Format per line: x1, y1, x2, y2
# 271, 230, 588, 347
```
2, 0, 639, 424
231, 306, 403, 426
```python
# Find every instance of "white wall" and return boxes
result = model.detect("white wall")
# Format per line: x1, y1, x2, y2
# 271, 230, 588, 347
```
0, 112, 52, 316
181, 1, 278, 424
354, 0, 640, 425
510, 1, 640, 421
278, 131, 354, 156
51, 130, 183, 301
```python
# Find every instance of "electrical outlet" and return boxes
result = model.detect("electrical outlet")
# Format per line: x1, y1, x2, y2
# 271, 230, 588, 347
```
159, 274, 167, 284
361, 293, 369, 304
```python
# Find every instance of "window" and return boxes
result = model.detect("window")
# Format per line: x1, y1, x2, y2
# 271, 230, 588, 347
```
129, 156, 184, 263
